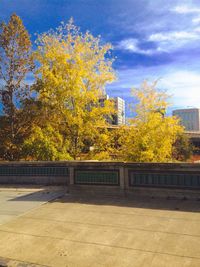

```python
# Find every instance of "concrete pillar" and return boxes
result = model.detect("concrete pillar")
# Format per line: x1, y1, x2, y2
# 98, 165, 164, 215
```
69, 167, 74, 185
123, 166, 129, 190
119, 167, 125, 189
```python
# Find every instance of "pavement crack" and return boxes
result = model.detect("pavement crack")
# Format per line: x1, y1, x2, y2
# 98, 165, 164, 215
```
0, 228, 200, 261
21, 215, 200, 238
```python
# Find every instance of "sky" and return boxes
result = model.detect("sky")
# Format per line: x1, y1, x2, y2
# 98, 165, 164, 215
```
1, 0, 200, 116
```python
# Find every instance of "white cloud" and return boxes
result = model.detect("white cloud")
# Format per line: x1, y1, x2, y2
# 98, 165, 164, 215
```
172, 5, 200, 14
117, 29, 200, 55
112, 2, 200, 55
149, 31, 199, 42
193, 26, 200, 32
116, 38, 163, 55
192, 16, 200, 24
159, 71, 200, 108
117, 38, 138, 52
172, 4, 200, 26
107, 67, 200, 109
148, 30, 200, 52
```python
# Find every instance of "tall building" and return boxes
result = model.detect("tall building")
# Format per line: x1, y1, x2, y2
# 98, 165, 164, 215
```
98, 95, 126, 125
112, 97, 125, 125
173, 108, 200, 131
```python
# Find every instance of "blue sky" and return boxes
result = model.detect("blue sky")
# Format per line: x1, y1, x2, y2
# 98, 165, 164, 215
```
1, 0, 200, 116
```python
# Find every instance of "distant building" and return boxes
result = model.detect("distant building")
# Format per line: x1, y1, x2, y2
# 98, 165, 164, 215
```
173, 108, 200, 131
98, 95, 126, 125
112, 97, 125, 125
98, 94, 110, 107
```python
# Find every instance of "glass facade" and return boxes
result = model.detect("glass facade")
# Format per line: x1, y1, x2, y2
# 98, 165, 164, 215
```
173, 108, 200, 131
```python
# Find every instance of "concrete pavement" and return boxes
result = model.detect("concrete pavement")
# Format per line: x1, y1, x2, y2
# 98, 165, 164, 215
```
0, 186, 66, 225
0, 191, 199, 266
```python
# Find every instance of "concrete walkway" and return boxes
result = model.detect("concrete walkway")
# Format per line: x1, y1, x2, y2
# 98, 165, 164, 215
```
0, 186, 66, 225
0, 191, 200, 266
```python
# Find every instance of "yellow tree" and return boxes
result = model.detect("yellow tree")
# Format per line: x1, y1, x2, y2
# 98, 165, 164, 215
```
89, 126, 127, 160
120, 81, 183, 162
30, 19, 115, 159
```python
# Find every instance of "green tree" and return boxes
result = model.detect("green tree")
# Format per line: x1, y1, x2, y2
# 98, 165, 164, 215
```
0, 14, 34, 160
22, 124, 72, 161
172, 133, 193, 161
29, 19, 115, 160
120, 81, 183, 162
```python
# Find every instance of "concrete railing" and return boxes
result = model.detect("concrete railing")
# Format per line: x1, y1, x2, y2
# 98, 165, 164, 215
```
0, 161, 200, 198
0, 161, 69, 185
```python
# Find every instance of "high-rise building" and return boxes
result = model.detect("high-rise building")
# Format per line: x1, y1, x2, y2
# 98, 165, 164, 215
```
173, 108, 200, 131
98, 95, 126, 125
112, 97, 125, 125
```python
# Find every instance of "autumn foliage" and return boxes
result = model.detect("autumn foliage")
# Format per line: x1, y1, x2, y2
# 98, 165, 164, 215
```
0, 14, 34, 160
0, 14, 190, 162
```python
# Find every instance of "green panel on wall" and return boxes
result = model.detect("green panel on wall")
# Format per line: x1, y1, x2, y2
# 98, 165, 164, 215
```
0, 166, 68, 176
75, 170, 119, 185
129, 172, 200, 188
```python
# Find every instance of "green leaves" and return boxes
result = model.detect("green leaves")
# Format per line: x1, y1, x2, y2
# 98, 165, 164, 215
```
22, 125, 72, 161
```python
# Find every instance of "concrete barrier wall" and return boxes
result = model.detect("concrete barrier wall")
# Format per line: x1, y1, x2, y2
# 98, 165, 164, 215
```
0, 162, 69, 185
0, 162, 200, 193
67, 162, 200, 199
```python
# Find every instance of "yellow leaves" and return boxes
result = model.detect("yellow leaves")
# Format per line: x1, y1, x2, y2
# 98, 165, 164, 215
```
23, 124, 72, 161
121, 81, 185, 162
131, 80, 170, 121
32, 19, 116, 159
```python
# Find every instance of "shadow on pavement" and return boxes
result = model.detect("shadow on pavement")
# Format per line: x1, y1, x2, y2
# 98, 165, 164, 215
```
4, 185, 200, 213
52, 193, 200, 213
8, 187, 67, 202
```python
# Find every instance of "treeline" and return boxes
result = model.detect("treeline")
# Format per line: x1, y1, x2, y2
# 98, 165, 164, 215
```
0, 14, 192, 162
